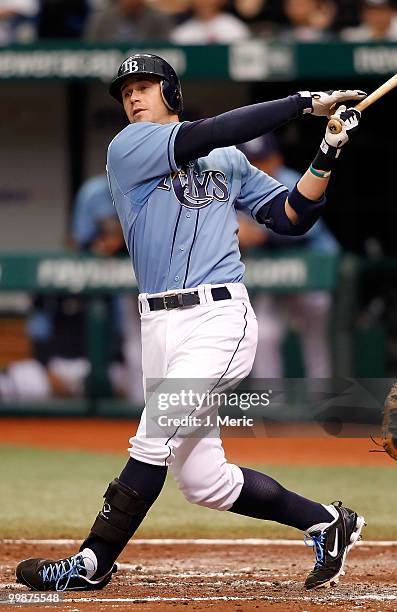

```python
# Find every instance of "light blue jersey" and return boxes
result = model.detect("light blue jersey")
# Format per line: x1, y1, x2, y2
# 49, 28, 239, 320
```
107, 122, 287, 294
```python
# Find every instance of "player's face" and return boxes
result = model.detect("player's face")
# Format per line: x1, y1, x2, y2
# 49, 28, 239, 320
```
121, 76, 175, 124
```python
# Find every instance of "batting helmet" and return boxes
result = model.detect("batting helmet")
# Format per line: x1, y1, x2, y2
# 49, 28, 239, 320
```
109, 53, 183, 114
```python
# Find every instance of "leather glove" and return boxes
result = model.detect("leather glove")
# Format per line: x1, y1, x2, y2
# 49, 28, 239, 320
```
320, 105, 361, 159
298, 89, 366, 116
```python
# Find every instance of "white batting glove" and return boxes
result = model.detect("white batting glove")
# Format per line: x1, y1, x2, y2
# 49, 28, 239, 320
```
321, 105, 361, 159
298, 89, 366, 116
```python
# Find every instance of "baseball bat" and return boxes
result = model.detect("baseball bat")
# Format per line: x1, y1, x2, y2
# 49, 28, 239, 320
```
327, 73, 397, 134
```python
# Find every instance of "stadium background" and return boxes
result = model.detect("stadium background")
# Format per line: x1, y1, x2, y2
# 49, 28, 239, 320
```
1, 1, 397, 608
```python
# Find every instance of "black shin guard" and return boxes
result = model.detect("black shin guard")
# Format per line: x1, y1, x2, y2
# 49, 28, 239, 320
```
80, 478, 153, 574
90, 478, 151, 544
81, 459, 167, 576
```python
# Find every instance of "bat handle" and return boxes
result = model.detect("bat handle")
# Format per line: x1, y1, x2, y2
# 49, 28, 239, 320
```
327, 97, 366, 134
328, 117, 343, 134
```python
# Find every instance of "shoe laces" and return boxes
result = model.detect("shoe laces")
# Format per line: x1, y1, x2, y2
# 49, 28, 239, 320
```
40, 554, 86, 591
304, 531, 326, 568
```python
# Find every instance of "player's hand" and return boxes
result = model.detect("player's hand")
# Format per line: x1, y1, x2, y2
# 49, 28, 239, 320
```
298, 89, 366, 116
321, 105, 361, 159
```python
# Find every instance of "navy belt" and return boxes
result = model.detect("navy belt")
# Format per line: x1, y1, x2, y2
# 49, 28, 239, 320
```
147, 286, 232, 311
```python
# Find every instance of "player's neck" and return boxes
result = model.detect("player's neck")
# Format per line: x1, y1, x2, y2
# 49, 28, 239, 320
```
159, 114, 179, 125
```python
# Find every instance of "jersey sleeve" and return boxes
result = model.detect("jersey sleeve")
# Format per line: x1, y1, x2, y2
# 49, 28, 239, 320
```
107, 121, 182, 194
235, 149, 288, 220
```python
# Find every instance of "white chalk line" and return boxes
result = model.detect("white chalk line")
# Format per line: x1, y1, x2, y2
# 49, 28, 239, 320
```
67, 597, 293, 604
118, 564, 273, 577
2, 538, 397, 547
355, 594, 397, 601
66, 594, 397, 603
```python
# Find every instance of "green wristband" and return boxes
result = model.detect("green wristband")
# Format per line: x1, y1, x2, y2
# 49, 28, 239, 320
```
309, 165, 331, 179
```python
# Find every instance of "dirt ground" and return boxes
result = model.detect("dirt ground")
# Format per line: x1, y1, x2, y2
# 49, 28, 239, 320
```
1, 542, 396, 612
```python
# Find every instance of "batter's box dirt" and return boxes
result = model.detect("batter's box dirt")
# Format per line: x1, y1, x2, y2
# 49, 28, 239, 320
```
1, 542, 396, 611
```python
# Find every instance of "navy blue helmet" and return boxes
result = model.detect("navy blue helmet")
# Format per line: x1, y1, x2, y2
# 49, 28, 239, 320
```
109, 53, 183, 115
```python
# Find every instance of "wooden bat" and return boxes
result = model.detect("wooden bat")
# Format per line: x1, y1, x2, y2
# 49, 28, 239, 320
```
327, 73, 397, 134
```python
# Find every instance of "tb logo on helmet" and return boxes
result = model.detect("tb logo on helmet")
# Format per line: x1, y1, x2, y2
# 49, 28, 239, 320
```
120, 59, 139, 75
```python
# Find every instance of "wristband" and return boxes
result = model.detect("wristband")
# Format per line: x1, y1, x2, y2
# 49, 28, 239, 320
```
296, 91, 313, 115
309, 165, 331, 179
320, 137, 342, 159
311, 147, 338, 172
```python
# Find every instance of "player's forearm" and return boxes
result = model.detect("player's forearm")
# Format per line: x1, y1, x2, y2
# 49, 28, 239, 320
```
281, 143, 337, 229
284, 168, 330, 224
283, 170, 329, 228
174, 95, 308, 165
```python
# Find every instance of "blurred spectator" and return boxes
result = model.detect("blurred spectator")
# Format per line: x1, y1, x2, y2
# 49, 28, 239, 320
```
72, 175, 125, 255
149, 0, 191, 23
0, 0, 38, 45
0, 358, 90, 401
232, 0, 267, 21
281, 0, 337, 40
85, 0, 173, 42
37, 0, 88, 39
72, 175, 143, 405
238, 134, 340, 379
341, 0, 397, 41
227, 0, 276, 37
171, 0, 250, 44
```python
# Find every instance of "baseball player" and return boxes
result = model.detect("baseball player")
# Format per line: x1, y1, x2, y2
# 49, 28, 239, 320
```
16, 54, 366, 592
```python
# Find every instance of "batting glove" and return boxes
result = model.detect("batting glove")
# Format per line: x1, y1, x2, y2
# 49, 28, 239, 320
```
298, 89, 366, 116
321, 105, 361, 159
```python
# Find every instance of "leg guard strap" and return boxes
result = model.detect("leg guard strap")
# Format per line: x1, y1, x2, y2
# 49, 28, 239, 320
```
90, 479, 151, 545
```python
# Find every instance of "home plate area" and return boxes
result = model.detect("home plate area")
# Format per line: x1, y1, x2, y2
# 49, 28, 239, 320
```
1, 540, 397, 611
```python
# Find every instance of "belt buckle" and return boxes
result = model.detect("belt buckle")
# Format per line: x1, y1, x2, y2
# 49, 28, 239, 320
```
163, 293, 182, 310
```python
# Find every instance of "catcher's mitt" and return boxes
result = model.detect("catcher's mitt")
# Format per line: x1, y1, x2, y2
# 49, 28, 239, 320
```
377, 381, 397, 461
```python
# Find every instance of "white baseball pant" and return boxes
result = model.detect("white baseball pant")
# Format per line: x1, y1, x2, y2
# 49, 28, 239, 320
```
128, 283, 258, 511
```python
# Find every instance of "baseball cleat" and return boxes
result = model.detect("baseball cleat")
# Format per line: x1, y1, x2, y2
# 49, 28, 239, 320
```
304, 501, 365, 590
16, 548, 116, 591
